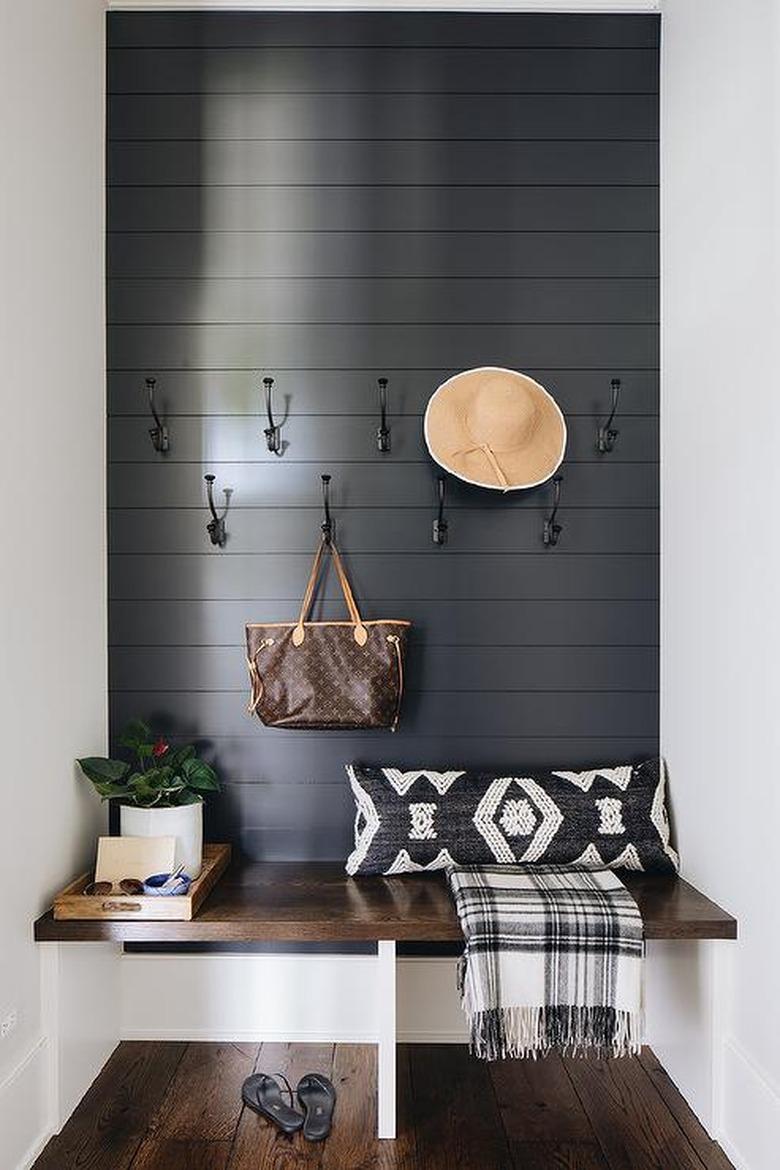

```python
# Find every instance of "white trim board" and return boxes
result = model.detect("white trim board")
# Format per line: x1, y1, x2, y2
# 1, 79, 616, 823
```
0, 1038, 52, 1170
717, 1037, 780, 1170
107, 2, 661, 13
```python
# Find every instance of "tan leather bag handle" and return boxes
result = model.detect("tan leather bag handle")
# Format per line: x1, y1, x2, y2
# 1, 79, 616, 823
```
293, 538, 368, 646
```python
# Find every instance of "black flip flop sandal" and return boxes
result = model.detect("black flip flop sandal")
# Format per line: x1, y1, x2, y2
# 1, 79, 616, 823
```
241, 1072, 303, 1135
296, 1073, 337, 1141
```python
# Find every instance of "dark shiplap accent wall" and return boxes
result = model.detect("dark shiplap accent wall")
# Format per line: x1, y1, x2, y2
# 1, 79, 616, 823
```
107, 12, 659, 862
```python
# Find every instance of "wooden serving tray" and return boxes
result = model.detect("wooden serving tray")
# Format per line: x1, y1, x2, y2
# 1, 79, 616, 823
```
53, 843, 231, 922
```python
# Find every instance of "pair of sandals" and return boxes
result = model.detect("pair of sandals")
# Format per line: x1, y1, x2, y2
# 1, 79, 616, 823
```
242, 1071, 336, 1141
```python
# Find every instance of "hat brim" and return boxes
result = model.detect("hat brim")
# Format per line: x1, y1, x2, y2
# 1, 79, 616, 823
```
424, 367, 567, 491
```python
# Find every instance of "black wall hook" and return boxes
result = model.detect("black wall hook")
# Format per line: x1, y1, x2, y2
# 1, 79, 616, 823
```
320, 474, 335, 544
597, 377, 621, 454
376, 377, 391, 453
543, 475, 563, 547
145, 377, 169, 453
433, 475, 448, 545
204, 474, 231, 547
262, 376, 282, 455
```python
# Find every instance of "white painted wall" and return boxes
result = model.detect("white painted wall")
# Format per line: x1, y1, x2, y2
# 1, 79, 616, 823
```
0, 3, 113, 1168
660, 2, 780, 1167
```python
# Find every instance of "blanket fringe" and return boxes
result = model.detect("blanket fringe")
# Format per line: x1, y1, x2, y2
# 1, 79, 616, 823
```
468, 1005, 643, 1062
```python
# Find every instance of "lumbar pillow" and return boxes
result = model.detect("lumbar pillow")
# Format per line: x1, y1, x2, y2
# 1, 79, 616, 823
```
345, 758, 678, 876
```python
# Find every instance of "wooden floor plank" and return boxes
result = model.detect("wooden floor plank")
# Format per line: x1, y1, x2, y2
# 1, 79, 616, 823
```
379, 1045, 419, 1170
145, 1042, 257, 1143
320, 1045, 377, 1170
489, 1053, 595, 1144
228, 1041, 334, 1170
409, 1044, 513, 1170
637, 1050, 735, 1170
33, 1041, 185, 1170
563, 1055, 710, 1170
508, 1144, 608, 1170
131, 1138, 232, 1170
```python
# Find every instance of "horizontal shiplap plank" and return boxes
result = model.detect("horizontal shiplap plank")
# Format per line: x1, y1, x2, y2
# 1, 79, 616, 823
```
107, 232, 657, 281
109, 598, 658, 649
108, 277, 658, 325
108, 415, 657, 464
108, 553, 658, 601
210, 824, 350, 862
107, 323, 658, 369
109, 506, 658, 556
107, 47, 658, 96
176, 737, 660, 786
211, 782, 354, 836
107, 185, 660, 233
109, 93, 658, 142
110, 688, 658, 739
207, 824, 347, 862
108, 369, 658, 417
110, 643, 658, 694
109, 461, 658, 509
108, 141, 658, 187
107, 14, 660, 50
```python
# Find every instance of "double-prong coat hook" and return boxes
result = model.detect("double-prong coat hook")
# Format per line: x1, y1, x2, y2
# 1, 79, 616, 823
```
376, 377, 391, 453
597, 377, 621, 454
543, 475, 563, 547
433, 475, 448, 545
262, 376, 282, 455
320, 474, 335, 544
204, 474, 231, 547
144, 377, 169, 453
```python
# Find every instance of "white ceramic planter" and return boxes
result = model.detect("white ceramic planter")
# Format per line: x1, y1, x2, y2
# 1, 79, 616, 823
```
119, 801, 203, 878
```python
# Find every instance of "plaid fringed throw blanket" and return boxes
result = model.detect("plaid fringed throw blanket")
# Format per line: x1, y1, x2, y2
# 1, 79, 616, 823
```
447, 865, 644, 1060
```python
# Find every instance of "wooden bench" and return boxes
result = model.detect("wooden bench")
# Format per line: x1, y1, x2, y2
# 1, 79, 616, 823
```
34, 859, 736, 1139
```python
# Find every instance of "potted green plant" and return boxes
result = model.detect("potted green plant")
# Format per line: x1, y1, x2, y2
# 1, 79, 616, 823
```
77, 720, 220, 878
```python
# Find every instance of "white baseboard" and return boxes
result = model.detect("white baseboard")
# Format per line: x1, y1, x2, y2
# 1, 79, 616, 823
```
0, 1037, 53, 1170
717, 1037, 780, 1170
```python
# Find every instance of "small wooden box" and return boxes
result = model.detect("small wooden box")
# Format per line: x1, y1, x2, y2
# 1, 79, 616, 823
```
53, 843, 231, 922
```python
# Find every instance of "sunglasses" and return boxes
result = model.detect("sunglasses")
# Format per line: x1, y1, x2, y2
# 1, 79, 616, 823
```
83, 878, 145, 897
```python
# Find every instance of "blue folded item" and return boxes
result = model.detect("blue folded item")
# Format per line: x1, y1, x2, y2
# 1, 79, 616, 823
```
143, 872, 192, 896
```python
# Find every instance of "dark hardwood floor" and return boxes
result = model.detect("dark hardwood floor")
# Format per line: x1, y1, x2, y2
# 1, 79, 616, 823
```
33, 1042, 734, 1170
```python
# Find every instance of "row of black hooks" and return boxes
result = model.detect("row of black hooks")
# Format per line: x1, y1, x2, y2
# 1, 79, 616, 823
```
143, 375, 622, 550
144, 375, 623, 460
201, 470, 564, 550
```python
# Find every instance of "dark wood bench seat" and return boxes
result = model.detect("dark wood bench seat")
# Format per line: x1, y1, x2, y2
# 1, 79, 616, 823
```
34, 859, 737, 943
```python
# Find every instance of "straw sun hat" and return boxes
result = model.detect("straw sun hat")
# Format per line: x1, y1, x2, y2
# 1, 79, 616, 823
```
423, 366, 566, 492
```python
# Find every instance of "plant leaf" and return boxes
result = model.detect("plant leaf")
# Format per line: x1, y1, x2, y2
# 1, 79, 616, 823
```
166, 746, 190, 769
92, 781, 132, 801
177, 789, 203, 805
181, 758, 220, 791
118, 719, 152, 750
77, 757, 130, 785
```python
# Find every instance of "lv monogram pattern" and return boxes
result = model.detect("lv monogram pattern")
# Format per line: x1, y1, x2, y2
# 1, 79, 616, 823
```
246, 622, 409, 730
346, 758, 679, 875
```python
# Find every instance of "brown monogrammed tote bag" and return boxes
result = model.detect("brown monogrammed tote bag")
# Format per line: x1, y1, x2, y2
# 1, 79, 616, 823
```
246, 538, 411, 731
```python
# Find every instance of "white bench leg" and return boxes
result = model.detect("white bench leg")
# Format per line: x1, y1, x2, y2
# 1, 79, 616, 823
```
377, 940, 396, 1139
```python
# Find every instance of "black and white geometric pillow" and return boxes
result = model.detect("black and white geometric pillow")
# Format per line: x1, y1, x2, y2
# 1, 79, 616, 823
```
345, 759, 678, 876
